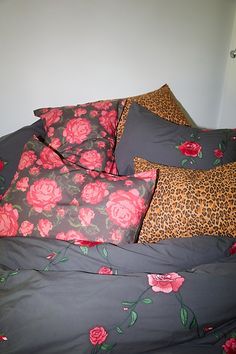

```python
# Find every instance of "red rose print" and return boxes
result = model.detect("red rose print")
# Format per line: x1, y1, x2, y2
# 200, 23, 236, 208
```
104, 161, 118, 175
29, 166, 40, 176
222, 338, 236, 354
89, 326, 108, 345
78, 207, 95, 226
98, 266, 113, 275
106, 189, 146, 228
74, 107, 87, 117
63, 118, 92, 144
90, 110, 98, 118
37, 219, 53, 237
178, 141, 202, 157
79, 150, 103, 170
73, 173, 85, 184
0, 203, 19, 236
16, 177, 29, 191
214, 148, 224, 159
0, 160, 4, 171
40, 108, 63, 128
134, 169, 157, 183
92, 101, 112, 110
110, 229, 122, 244
81, 181, 109, 205
97, 141, 106, 149
56, 230, 87, 243
18, 150, 37, 170
229, 242, 236, 256
38, 146, 64, 169
99, 110, 118, 135
148, 272, 185, 293
0, 335, 7, 342
26, 178, 62, 212
19, 220, 34, 236
49, 138, 61, 149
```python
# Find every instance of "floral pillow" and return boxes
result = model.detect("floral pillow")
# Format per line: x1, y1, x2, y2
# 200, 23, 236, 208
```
0, 137, 157, 244
34, 99, 123, 174
134, 157, 236, 243
115, 103, 236, 175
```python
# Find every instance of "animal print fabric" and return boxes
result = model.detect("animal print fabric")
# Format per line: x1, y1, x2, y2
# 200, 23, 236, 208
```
116, 84, 191, 143
134, 157, 236, 242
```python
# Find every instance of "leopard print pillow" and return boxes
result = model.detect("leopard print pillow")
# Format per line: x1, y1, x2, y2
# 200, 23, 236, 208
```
116, 84, 192, 143
134, 157, 236, 242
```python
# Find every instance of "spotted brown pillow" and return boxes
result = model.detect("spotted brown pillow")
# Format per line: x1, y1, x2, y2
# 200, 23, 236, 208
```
134, 157, 236, 242
116, 84, 192, 143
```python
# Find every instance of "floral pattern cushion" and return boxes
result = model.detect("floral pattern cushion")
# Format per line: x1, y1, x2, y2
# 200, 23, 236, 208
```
0, 137, 157, 244
115, 103, 236, 175
134, 157, 236, 242
34, 99, 123, 174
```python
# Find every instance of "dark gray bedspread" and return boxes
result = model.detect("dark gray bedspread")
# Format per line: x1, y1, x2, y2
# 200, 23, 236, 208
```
0, 235, 236, 354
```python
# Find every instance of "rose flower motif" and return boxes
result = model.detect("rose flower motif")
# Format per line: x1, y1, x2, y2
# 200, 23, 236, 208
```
63, 118, 91, 144
229, 242, 236, 256
178, 141, 202, 157
0, 203, 19, 236
214, 148, 224, 159
39, 146, 64, 169
98, 266, 113, 275
148, 272, 185, 293
81, 181, 109, 205
26, 178, 62, 212
89, 326, 108, 346
222, 337, 236, 354
106, 189, 146, 228
79, 150, 103, 170
40, 108, 63, 128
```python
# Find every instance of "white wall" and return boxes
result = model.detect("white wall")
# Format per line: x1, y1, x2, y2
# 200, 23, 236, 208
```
218, 5, 236, 128
0, 0, 235, 135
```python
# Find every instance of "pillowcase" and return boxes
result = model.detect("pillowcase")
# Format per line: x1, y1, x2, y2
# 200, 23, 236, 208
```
116, 83, 192, 144
115, 103, 236, 175
0, 119, 45, 198
34, 99, 124, 174
134, 157, 236, 243
0, 137, 157, 245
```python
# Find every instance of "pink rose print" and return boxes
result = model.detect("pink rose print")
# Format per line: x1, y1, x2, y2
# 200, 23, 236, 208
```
16, 177, 29, 191
26, 178, 62, 212
78, 208, 95, 226
70, 198, 80, 206
49, 138, 61, 150
63, 118, 91, 144
110, 229, 122, 244
92, 101, 112, 110
214, 148, 224, 159
148, 272, 185, 293
79, 150, 103, 170
90, 110, 98, 118
229, 242, 236, 256
178, 141, 202, 157
29, 166, 40, 176
74, 107, 87, 117
104, 161, 118, 175
56, 230, 87, 243
97, 141, 106, 149
37, 219, 53, 237
89, 326, 108, 346
73, 173, 85, 184
134, 169, 157, 183
98, 266, 113, 275
38, 146, 64, 169
99, 110, 118, 135
0, 203, 19, 236
81, 181, 109, 205
19, 220, 34, 236
40, 108, 63, 128
18, 150, 37, 170
106, 189, 146, 228
57, 208, 65, 217
47, 127, 55, 138
222, 338, 236, 354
